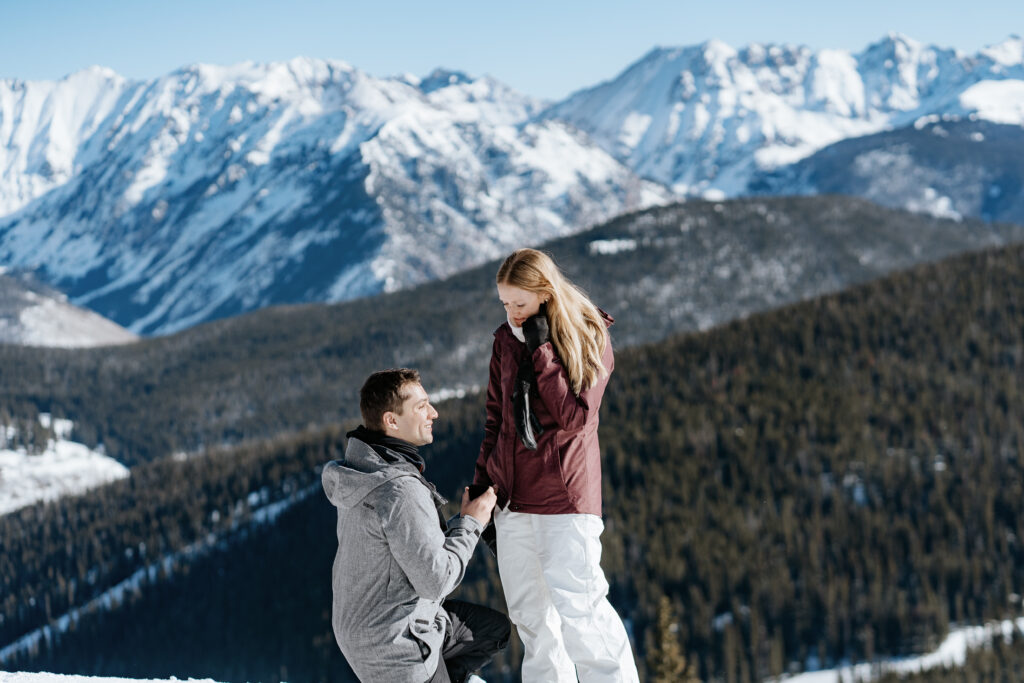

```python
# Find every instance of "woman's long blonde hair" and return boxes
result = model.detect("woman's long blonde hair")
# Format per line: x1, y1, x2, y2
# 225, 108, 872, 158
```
497, 249, 608, 395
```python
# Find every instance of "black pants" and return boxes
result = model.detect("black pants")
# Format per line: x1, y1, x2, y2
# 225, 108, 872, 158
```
427, 599, 511, 683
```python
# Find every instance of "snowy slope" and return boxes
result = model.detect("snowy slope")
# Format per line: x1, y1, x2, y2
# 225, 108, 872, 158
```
0, 67, 132, 217
0, 675, 216, 683
0, 61, 668, 335
544, 34, 1024, 196
0, 270, 137, 347
748, 119, 1024, 225
2, 619, 1020, 683
776, 619, 1024, 682
0, 415, 129, 515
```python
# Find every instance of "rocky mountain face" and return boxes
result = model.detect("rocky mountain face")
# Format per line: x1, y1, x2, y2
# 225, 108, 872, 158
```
0, 61, 667, 335
747, 119, 1024, 225
1, 34, 1022, 336
544, 34, 1024, 196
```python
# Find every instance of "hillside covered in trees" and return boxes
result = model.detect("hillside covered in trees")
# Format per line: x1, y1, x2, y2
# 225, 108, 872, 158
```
3, 241, 1024, 681
1, 196, 1020, 465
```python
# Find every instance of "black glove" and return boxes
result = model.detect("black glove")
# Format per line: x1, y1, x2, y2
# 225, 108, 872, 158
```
512, 357, 544, 450
481, 523, 498, 557
522, 304, 550, 353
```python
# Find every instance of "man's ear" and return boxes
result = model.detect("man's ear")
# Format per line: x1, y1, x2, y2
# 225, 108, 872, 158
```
382, 411, 398, 431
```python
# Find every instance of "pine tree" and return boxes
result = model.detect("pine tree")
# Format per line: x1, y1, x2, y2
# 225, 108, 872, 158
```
648, 595, 700, 682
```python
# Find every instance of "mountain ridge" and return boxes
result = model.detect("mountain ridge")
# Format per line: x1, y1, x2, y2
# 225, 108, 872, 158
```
2, 34, 1023, 335
544, 34, 1024, 195
0, 58, 667, 334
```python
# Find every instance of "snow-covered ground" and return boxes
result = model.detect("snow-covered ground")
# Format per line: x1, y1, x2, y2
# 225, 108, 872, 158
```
2, 618, 1022, 682
776, 617, 1024, 682
0, 415, 129, 515
0, 674, 218, 683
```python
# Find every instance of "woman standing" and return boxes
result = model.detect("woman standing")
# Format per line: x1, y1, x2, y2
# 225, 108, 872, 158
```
473, 248, 639, 682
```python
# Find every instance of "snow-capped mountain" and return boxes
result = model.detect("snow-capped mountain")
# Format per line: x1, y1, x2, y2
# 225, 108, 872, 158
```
543, 34, 1024, 196
0, 60, 668, 335
0, 269, 137, 347
3, 35, 1022, 337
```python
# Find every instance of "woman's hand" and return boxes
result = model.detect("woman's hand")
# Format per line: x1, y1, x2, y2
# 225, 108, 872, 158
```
522, 304, 550, 353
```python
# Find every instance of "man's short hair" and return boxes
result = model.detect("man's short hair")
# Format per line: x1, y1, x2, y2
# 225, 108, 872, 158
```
360, 368, 421, 432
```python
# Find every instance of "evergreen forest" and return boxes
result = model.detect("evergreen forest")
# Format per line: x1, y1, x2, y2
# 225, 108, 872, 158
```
2, 240, 1024, 681
0, 196, 1019, 465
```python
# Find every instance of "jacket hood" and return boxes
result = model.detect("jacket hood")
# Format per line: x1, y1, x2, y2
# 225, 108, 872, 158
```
322, 437, 420, 509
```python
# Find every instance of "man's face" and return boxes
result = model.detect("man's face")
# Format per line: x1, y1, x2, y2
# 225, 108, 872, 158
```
385, 382, 438, 446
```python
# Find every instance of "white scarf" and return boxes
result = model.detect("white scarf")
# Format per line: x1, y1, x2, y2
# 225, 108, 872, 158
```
507, 314, 526, 343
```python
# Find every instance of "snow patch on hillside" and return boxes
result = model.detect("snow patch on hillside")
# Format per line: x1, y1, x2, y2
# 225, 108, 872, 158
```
906, 187, 962, 221
775, 618, 1024, 682
0, 673, 218, 683
589, 238, 638, 255
14, 293, 138, 347
0, 415, 128, 515
0, 273, 137, 348
958, 79, 1024, 124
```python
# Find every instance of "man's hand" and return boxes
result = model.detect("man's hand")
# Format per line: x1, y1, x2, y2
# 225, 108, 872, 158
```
461, 485, 498, 526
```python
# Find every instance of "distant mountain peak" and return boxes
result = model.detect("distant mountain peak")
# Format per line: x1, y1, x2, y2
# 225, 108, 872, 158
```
418, 68, 475, 93
981, 35, 1024, 65
881, 31, 922, 49
699, 38, 738, 62
65, 64, 125, 82
164, 56, 361, 98
543, 33, 1024, 196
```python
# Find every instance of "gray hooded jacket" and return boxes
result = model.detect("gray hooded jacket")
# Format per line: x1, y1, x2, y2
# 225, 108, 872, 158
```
322, 436, 483, 682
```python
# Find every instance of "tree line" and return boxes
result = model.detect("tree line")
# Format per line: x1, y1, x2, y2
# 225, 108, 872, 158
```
0, 426, 344, 653
4, 241, 1024, 681
2, 195, 1019, 466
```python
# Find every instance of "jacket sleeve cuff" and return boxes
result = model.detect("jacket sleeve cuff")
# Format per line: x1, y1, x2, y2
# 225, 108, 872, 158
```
451, 514, 485, 536
531, 341, 558, 366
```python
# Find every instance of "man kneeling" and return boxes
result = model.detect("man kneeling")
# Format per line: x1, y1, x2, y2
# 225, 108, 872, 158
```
323, 368, 510, 683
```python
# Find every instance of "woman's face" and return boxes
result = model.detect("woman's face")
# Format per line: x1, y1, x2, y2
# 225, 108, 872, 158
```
497, 283, 545, 327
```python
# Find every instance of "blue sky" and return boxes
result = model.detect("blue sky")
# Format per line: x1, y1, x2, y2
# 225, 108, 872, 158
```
2, 0, 1021, 100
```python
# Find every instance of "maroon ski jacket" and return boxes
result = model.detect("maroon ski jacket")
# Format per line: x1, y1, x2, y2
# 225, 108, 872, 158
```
473, 313, 614, 516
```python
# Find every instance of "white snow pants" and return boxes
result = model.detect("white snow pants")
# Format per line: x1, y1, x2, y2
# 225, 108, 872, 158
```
494, 508, 640, 683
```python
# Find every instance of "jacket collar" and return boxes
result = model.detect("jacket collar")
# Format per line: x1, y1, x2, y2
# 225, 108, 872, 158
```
322, 437, 447, 509
493, 308, 614, 342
